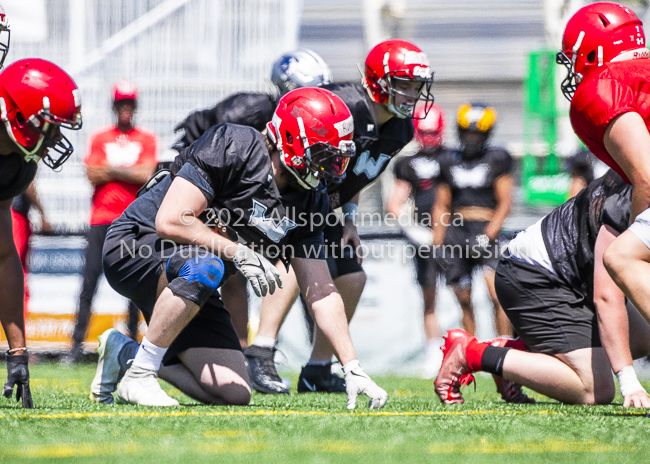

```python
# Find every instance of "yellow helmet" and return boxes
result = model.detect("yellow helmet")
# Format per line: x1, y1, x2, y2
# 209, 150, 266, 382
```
457, 102, 496, 156
457, 102, 497, 133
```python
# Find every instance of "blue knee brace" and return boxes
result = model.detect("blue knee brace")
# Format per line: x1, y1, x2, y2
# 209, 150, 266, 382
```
166, 247, 225, 307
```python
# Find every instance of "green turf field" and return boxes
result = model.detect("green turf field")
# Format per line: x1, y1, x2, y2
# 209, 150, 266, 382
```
0, 363, 648, 463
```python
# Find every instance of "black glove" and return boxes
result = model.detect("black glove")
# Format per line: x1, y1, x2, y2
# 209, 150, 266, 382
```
4, 353, 34, 408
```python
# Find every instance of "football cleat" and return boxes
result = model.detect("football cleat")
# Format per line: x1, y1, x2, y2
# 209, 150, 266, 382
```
297, 364, 346, 393
115, 365, 179, 407
243, 345, 289, 394
484, 337, 535, 404
90, 328, 136, 404
434, 329, 476, 404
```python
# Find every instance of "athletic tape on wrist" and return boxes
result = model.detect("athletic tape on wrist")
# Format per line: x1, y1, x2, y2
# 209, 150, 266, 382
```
616, 365, 646, 398
341, 203, 358, 222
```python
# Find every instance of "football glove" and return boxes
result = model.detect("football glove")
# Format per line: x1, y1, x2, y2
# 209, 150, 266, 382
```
3, 353, 34, 408
233, 243, 282, 297
343, 360, 388, 409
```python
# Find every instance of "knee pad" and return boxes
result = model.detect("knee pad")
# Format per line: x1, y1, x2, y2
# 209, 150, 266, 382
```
166, 247, 225, 307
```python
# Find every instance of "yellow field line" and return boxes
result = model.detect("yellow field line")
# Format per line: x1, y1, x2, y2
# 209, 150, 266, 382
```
0, 408, 645, 420
0, 409, 567, 420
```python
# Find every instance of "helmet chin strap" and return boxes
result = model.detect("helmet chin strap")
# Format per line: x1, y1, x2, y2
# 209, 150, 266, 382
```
0, 96, 49, 163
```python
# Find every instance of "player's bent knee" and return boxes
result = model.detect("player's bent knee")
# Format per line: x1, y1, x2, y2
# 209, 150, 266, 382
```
166, 248, 225, 307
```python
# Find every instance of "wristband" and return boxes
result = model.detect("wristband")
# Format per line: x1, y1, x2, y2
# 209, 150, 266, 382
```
616, 365, 646, 398
341, 203, 358, 222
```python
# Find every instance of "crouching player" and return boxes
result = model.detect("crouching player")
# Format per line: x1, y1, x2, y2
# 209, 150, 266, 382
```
92, 88, 388, 409
435, 170, 650, 407
1, 59, 82, 408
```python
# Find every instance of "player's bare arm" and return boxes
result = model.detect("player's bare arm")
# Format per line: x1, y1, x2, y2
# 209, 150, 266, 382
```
593, 225, 650, 407
341, 193, 362, 265
484, 174, 513, 241
431, 182, 451, 246
603, 112, 650, 222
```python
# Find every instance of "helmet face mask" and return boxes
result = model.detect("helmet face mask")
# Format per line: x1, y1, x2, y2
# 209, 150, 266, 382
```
363, 39, 435, 119
268, 87, 355, 191
0, 59, 82, 169
557, 2, 648, 101
0, 5, 10, 69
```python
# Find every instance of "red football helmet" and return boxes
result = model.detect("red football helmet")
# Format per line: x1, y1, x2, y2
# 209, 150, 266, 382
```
266, 87, 355, 190
0, 59, 82, 170
557, 2, 648, 101
413, 103, 445, 151
362, 39, 434, 119
0, 4, 10, 69
113, 79, 138, 103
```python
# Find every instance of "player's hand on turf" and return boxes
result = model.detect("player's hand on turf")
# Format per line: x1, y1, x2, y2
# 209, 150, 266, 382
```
343, 360, 388, 409
233, 243, 282, 297
3, 353, 34, 409
341, 219, 362, 265
623, 389, 650, 408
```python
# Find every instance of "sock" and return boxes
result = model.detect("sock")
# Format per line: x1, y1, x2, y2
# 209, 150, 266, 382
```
118, 340, 139, 373
253, 336, 276, 348
132, 336, 167, 372
306, 359, 331, 367
481, 346, 511, 376
465, 339, 490, 372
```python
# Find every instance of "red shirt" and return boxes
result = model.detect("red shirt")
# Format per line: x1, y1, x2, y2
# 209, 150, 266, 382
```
85, 126, 158, 225
570, 58, 650, 184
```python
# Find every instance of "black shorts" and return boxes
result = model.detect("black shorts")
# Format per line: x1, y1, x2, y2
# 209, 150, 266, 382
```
494, 256, 601, 355
410, 242, 441, 289
102, 223, 241, 366
444, 220, 500, 287
323, 221, 363, 279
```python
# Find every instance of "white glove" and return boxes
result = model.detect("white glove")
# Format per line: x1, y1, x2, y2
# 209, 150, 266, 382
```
343, 360, 388, 410
232, 244, 282, 297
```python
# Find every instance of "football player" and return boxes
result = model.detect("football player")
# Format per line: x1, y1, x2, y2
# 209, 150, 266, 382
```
0, 59, 83, 408
246, 39, 434, 395
386, 104, 447, 378
435, 170, 650, 408
432, 103, 513, 337
92, 88, 388, 409
170, 48, 332, 349
554, 3, 650, 329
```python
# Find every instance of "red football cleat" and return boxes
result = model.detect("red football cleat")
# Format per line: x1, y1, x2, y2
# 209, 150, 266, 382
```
434, 329, 476, 404
484, 337, 535, 404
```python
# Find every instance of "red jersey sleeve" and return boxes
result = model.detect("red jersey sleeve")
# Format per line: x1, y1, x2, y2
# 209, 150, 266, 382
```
84, 131, 106, 167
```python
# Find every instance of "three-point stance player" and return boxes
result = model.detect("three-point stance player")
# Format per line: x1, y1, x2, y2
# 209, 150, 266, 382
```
435, 170, 650, 407
0, 59, 83, 408
94, 88, 388, 409
552, 3, 650, 338
246, 39, 435, 394
171, 48, 332, 349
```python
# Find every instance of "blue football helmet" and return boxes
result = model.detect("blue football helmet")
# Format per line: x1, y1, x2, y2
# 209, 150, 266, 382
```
270, 48, 332, 98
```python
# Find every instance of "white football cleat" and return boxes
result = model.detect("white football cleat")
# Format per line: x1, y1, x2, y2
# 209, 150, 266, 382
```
90, 328, 132, 404
115, 365, 179, 407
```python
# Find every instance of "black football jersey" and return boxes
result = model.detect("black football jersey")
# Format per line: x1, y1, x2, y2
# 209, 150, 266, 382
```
322, 83, 414, 208
393, 150, 444, 226
438, 147, 513, 211
173, 92, 276, 151
0, 152, 38, 202
116, 124, 330, 261
541, 169, 631, 298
